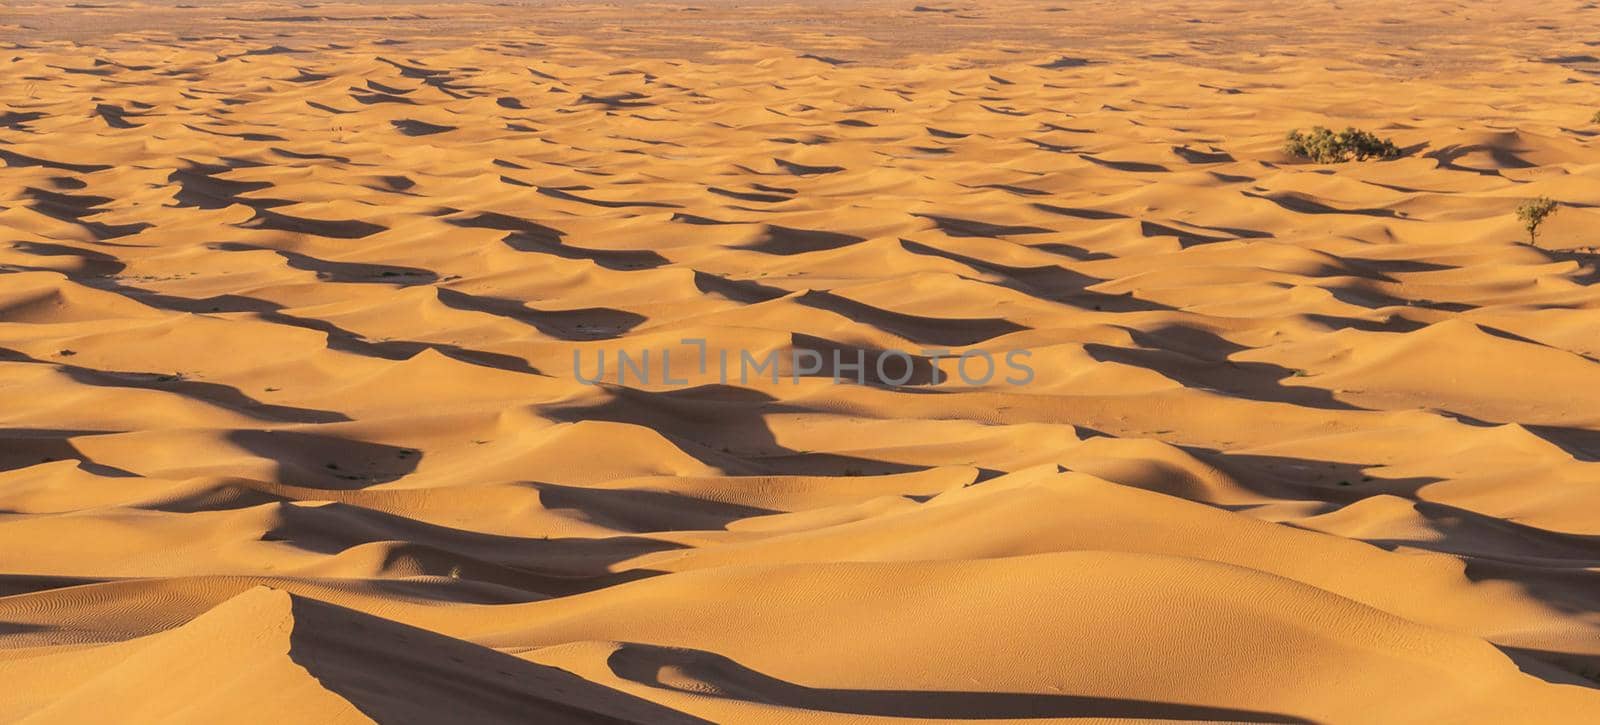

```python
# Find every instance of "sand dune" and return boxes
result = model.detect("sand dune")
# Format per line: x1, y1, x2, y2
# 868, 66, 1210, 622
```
4, 0, 1600, 721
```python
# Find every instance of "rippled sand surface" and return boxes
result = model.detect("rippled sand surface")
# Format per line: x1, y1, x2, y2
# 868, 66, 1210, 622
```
4, 1, 1600, 721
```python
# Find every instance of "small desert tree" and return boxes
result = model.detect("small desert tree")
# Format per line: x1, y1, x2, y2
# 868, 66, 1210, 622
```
1592, 111, 1600, 124
1284, 126, 1401, 163
1516, 197, 1559, 246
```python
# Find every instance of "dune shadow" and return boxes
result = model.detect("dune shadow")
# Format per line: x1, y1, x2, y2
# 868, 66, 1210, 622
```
283, 594, 710, 724
168, 165, 292, 210
1321, 282, 1472, 313
1242, 190, 1399, 218
1194, 449, 1440, 508
212, 242, 438, 285
538, 186, 678, 209
228, 429, 421, 488
1031, 202, 1128, 221
22, 187, 152, 239
1425, 143, 1533, 175
248, 208, 387, 239
0, 149, 110, 173
773, 158, 843, 175
435, 287, 646, 340
446, 210, 669, 270
0, 345, 350, 424
1497, 644, 1600, 690
1171, 145, 1234, 164
350, 89, 415, 105
1084, 323, 1363, 411
390, 118, 454, 136
573, 91, 653, 109
48, 276, 551, 375
1522, 424, 1600, 462
1139, 220, 1231, 246
607, 643, 1309, 722
1538, 247, 1600, 286
0, 427, 139, 476
790, 332, 948, 388
94, 103, 143, 129
916, 213, 1053, 238
545, 384, 929, 477
0, 111, 46, 131
737, 225, 864, 255
10, 239, 127, 276
795, 290, 1026, 346
166, 163, 388, 239
1376, 499, 1600, 565
897, 238, 1166, 312
532, 482, 779, 533
691, 271, 788, 303
0, 574, 110, 598
708, 186, 790, 204
0, 620, 54, 637
1081, 154, 1168, 173
259, 501, 683, 585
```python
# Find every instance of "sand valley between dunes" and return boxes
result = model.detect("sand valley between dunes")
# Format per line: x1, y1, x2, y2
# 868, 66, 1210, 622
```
4, 0, 1600, 722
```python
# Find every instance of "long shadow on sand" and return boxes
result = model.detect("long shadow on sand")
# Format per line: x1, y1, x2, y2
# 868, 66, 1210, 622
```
795, 289, 1027, 347
533, 482, 780, 533
1084, 325, 1363, 411
289, 595, 711, 724
544, 384, 930, 477
1198, 447, 1600, 689
257, 501, 681, 593
607, 643, 1310, 722
22, 186, 153, 239
446, 210, 670, 270
0, 427, 140, 476
897, 238, 1170, 312
228, 429, 421, 487
0, 345, 351, 424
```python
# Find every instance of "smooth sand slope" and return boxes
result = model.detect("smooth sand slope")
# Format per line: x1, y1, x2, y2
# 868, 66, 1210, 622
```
4, 0, 1600, 722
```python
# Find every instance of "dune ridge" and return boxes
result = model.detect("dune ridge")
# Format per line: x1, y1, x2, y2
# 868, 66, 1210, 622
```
4, 0, 1600, 721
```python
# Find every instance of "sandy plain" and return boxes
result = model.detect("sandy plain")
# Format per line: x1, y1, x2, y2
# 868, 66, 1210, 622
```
4, 0, 1600, 722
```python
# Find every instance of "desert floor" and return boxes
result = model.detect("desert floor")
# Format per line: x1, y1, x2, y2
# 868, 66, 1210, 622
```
4, 0, 1600, 722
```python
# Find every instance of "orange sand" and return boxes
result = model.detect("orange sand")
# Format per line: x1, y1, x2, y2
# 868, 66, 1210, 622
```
4, 0, 1600, 722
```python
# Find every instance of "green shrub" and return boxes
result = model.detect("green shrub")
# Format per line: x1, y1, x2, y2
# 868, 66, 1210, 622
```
1516, 196, 1559, 246
1284, 126, 1401, 163
1591, 110, 1600, 124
